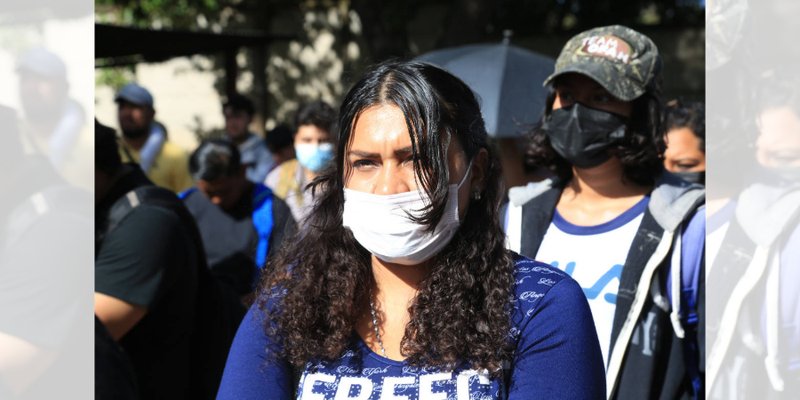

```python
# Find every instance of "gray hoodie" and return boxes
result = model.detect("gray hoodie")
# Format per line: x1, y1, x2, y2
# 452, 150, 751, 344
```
504, 172, 705, 399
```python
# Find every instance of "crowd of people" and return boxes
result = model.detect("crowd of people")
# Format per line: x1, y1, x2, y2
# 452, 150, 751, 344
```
94, 25, 715, 399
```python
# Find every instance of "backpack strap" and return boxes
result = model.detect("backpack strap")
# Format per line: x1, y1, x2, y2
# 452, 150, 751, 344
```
177, 187, 197, 200
252, 184, 275, 270
106, 190, 145, 235
681, 206, 705, 326
10, 186, 89, 246
665, 205, 705, 398
665, 206, 705, 335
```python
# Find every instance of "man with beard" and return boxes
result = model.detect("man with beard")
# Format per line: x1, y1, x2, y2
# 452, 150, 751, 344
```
115, 83, 192, 193
16, 47, 92, 191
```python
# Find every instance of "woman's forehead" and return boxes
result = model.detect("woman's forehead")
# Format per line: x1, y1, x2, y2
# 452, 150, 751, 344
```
346, 103, 464, 161
349, 105, 412, 150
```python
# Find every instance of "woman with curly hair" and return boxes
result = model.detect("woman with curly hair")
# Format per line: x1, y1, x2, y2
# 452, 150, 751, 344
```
216, 60, 605, 399
504, 26, 705, 399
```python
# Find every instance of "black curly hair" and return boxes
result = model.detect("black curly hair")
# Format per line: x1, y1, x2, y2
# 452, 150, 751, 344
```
259, 60, 515, 374
525, 79, 665, 187
665, 99, 705, 152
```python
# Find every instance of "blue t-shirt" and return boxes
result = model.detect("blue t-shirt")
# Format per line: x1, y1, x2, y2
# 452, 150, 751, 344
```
217, 256, 605, 399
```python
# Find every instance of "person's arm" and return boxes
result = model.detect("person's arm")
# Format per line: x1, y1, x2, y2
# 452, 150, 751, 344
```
0, 332, 56, 395
94, 293, 148, 341
216, 304, 295, 399
507, 278, 606, 399
0, 191, 93, 396
95, 206, 184, 335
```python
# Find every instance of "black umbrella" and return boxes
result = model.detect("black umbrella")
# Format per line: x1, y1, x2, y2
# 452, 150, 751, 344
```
417, 36, 554, 138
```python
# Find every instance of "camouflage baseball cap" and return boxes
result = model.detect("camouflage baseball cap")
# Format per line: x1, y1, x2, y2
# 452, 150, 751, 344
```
543, 25, 662, 101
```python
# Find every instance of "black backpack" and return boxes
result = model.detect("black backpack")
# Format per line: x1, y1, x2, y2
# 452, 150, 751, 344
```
104, 185, 246, 399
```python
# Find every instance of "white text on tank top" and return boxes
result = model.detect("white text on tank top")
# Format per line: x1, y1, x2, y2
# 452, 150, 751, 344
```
534, 197, 648, 367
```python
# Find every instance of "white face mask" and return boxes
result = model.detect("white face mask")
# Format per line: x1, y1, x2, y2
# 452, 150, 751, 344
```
342, 161, 473, 265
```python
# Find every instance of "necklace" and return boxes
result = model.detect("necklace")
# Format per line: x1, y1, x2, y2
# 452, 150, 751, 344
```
368, 299, 388, 358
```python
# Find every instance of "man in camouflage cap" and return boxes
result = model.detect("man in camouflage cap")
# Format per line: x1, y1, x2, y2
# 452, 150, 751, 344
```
507, 25, 705, 400
544, 24, 662, 101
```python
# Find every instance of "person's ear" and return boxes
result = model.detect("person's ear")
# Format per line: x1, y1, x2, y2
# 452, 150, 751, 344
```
470, 148, 489, 197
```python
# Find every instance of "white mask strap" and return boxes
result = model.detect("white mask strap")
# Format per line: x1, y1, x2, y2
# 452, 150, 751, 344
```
456, 158, 474, 189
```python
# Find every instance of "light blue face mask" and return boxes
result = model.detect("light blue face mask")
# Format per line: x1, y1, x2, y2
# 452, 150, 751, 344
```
295, 142, 335, 172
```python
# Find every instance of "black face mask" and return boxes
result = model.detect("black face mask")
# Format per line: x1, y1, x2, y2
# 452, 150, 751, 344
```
543, 103, 627, 168
674, 170, 705, 185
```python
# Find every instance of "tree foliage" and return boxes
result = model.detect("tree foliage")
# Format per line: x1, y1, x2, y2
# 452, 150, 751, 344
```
95, 0, 704, 135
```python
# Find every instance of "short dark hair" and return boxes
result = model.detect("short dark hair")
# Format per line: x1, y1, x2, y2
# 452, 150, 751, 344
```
189, 139, 241, 182
294, 100, 336, 136
95, 119, 122, 174
664, 99, 705, 152
223, 93, 255, 116
265, 124, 294, 153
